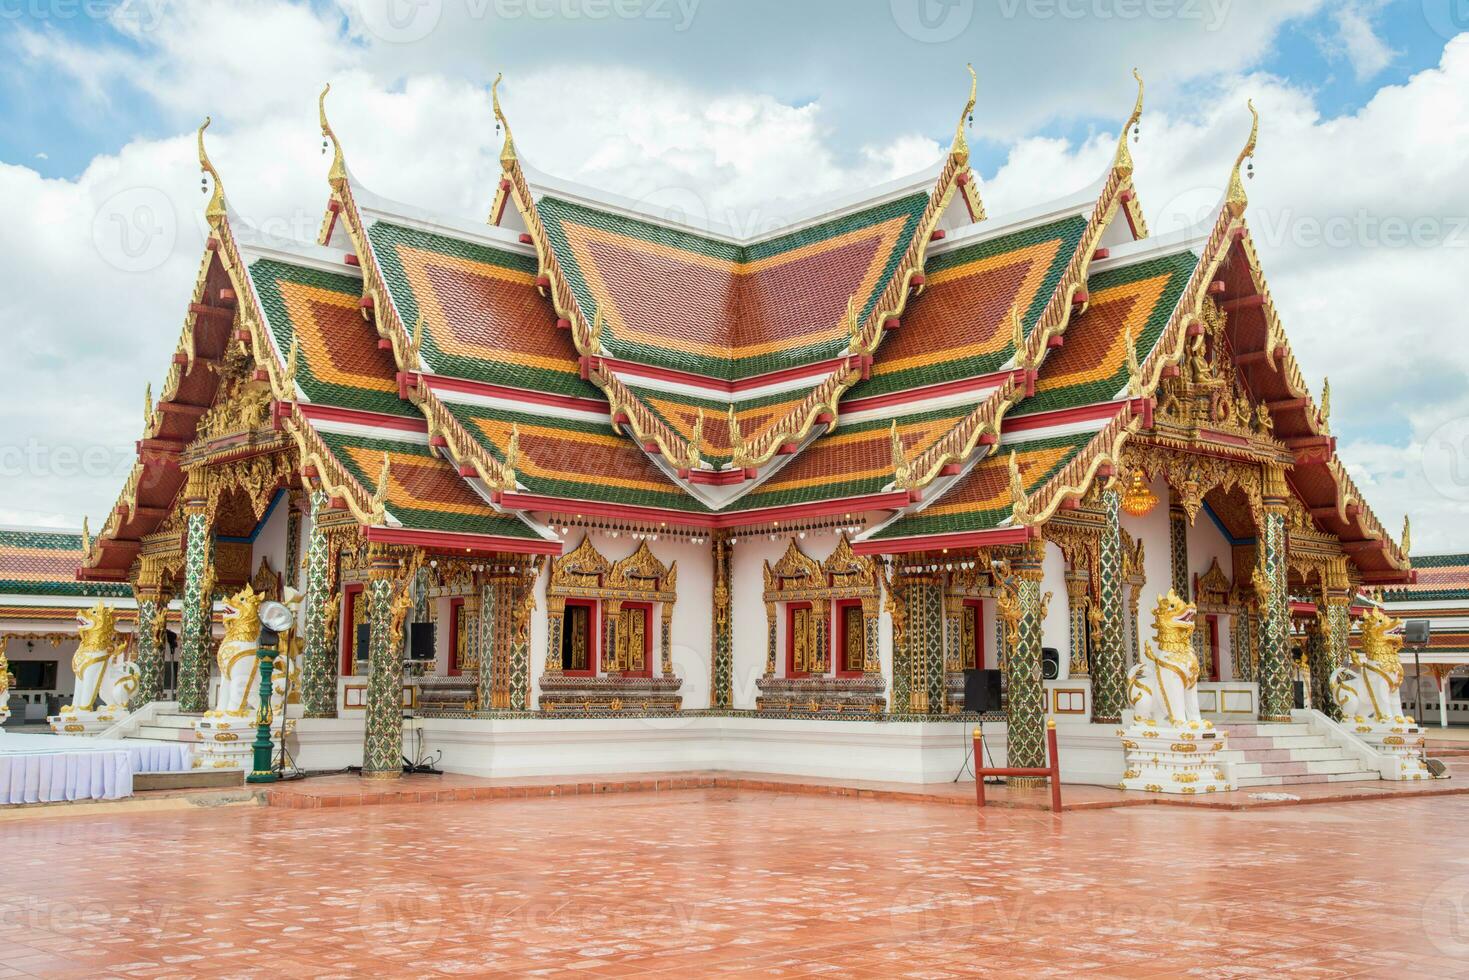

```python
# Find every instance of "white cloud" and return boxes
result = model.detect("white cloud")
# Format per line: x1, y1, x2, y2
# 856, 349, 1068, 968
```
1, 2, 1465, 555
1332, 3, 1396, 81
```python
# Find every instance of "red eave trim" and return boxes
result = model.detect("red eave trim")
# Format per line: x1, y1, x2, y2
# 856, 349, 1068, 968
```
852, 526, 1034, 555
1000, 399, 1127, 433
421, 374, 610, 414
497, 489, 915, 531
840, 371, 1010, 416
297, 403, 429, 433
601, 355, 844, 396
364, 526, 562, 555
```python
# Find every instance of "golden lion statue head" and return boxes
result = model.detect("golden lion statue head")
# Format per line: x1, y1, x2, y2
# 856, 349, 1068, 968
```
1358, 606, 1404, 664
76, 602, 118, 651
221, 585, 264, 643
1151, 589, 1196, 653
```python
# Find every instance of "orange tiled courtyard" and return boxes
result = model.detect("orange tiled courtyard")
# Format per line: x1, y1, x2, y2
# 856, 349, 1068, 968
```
5, 788, 1468, 977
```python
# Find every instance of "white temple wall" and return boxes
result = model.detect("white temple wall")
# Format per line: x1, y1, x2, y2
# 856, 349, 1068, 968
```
1040, 540, 1071, 679
1121, 472, 1173, 649
1185, 506, 1236, 678
248, 491, 291, 590
729, 534, 782, 709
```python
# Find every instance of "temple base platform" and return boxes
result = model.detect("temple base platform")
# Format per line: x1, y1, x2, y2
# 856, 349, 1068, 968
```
192, 714, 267, 770
47, 707, 129, 736
754, 674, 887, 715
1348, 717, 1433, 780
537, 675, 683, 715
1117, 720, 1236, 795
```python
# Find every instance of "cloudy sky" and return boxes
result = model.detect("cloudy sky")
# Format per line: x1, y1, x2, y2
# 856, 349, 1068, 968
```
1, 0, 1466, 550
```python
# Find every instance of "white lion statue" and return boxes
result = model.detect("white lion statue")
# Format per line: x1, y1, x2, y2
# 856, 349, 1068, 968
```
64, 602, 136, 714
1331, 607, 1409, 724
1127, 589, 1207, 729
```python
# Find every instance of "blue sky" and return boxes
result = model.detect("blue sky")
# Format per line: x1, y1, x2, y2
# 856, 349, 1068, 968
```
1, 0, 1467, 546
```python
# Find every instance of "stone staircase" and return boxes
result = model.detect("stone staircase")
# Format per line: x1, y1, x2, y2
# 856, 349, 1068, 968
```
1217, 722, 1379, 787
132, 711, 203, 745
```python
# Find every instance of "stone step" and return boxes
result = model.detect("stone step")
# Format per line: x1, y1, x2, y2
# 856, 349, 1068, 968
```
1235, 757, 1369, 778
133, 769, 242, 792
155, 713, 205, 728
1217, 746, 1353, 764
1238, 769, 1380, 788
1218, 723, 1313, 737
136, 725, 200, 743
1225, 735, 1332, 751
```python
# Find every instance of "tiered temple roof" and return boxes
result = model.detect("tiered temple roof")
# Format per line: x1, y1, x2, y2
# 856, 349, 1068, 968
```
74, 71, 1411, 587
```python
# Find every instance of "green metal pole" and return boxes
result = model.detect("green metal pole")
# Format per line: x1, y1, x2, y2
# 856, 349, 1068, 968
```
247, 640, 278, 784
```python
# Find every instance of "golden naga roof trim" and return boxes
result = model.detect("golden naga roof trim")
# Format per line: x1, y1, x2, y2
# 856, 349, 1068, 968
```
491, 72, 517, 168
319, 83, 347, 186
196, 116, 228, 225
1112, 68, 1144, 177
1008, 451, 1032, 526
1402, 515, 1412, 556
1226, 99, 1259, 217
951, 62, 977, 167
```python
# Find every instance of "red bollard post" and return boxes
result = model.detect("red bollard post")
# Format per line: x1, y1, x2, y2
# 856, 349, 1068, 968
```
1046, 719, 1062, 814
974, 727, 986, 808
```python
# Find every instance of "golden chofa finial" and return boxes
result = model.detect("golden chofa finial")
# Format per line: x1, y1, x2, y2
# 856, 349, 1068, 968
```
1320, 376, 1331, 425
319, 83, 346, 185
80, 516, 91, 555
1226, 99, 1259, 217
1125, 327, 1142, 398
491, 72, 517, 167
952, 63, 977, 166
890, 420, 913, 489
143, 382, 154, 430
1113, 68, 1144, 176
370, 452, 391, 525
1009, 301, 1029, 370
1008, 451, 1031, 526
1402, 514, 1412, 555
196, 116, 227, 224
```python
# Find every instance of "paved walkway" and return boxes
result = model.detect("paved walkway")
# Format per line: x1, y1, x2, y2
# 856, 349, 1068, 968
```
4, 786, 1469, 976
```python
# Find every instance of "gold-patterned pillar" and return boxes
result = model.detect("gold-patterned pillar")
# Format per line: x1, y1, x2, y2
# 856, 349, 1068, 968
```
1064, 568, 1090, 676
604, 599, 622, 673
710, 534, 733, 707
660, 604, 674, 677
1318, 557, 1352, 722
132, 558, 172, 706
861, 596, 881, 675
764, 599, 777, 677
544, 595, 566, 675
944, 594, 963, 673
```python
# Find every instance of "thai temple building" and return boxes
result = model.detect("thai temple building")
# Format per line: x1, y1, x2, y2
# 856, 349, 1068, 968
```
2, 69, 1436, 789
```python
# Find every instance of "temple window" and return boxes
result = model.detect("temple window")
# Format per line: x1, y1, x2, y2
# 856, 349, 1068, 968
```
342, 582, 365, 676
834, 599, 866, 678
559, 598, 597, 676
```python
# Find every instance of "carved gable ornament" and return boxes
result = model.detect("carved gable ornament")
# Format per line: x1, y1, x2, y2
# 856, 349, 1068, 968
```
549, 535, 612, 594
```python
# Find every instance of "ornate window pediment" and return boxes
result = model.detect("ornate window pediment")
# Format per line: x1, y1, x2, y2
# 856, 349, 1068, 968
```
549, 535, 612, 594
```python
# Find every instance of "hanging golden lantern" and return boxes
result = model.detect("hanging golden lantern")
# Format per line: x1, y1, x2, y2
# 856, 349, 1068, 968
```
1120, 470, 1158, 517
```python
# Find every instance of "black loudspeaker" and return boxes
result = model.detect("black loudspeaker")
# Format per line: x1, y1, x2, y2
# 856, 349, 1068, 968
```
409, 622, 436, 661
964, 669, 1003, 713
1405, 620, 1431, 646
1293, 680, 1305, 709
1041, 647, 1061, 681
356, 623, 371, 661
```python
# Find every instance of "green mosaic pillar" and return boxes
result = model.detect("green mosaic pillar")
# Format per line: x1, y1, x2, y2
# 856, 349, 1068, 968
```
1065, 569, 1090, 676
1304, 620, 1330, 715
177, 483, 212, 713
507, 566, 535, 711
1257, 467, 1293, 722
1318, 560, 1351, 722
711, 535, 733, 708
1006, 541, 1047, 777
362, 545, 404, 779
301, 491, 338, 718
477, 578, 498, 710
1232, 607, 1255, 682
1092, 488, 1127, 724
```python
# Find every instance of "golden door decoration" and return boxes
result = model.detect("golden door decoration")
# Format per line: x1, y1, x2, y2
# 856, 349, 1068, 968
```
564, 604, 591, 672
545, 536, 677, 677
761, 534, 878, 678
614, 606, 648, 674
791, 606, 818, 674
842, 604, 865, 673
349, 586, 369, 674
961, 604, 979, 670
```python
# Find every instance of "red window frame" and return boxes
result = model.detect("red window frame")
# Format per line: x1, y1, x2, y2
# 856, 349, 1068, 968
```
784, 601, 814, 678
340, 583, 364, 675
562, 598, 599, 677
448, 597, 464, 676
833, 599, 865, 678
616, 601, 654, 678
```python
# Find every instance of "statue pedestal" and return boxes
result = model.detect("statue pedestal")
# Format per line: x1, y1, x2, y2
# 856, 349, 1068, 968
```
1118, 720, 1236, 795
192, 714, 261, 770
1349, 717, 1432, 780
48, 706, 128, 736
